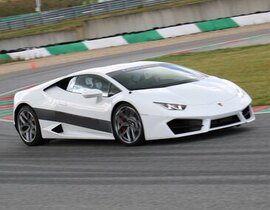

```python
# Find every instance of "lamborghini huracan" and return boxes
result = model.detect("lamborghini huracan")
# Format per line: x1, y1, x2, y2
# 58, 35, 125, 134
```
13, 61, 255, 146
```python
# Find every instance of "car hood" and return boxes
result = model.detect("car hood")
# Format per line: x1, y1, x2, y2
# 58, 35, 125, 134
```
132, 77, 239, 105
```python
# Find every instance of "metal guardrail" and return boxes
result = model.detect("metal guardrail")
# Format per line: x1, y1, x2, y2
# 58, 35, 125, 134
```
0, 0, 172, 32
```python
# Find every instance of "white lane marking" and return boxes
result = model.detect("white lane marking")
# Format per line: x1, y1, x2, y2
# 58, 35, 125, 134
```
175, 33, 270, 53
254, 112, 270, 115
0, 84, 36, 97
0, 119, 13, 123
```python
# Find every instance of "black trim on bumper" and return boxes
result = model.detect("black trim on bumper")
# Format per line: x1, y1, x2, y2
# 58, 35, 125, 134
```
210, 115, 240, 129
167, 119, 203, 135
242, 106, 251, 120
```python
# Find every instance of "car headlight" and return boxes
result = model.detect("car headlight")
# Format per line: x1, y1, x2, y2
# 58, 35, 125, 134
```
223, 80, 244, 98
154, 102, 187, 110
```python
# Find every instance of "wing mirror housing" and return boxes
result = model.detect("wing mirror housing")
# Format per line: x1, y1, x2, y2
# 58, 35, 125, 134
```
82, 89, 103, 101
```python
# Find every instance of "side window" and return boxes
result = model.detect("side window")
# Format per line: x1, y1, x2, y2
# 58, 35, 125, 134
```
108, 84, 121, 97
53, 77, 74, 90
66, 75, 115, 96
66, 77, 77, 92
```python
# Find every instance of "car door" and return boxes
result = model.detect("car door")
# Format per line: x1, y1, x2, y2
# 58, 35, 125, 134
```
45, 74, 121, 136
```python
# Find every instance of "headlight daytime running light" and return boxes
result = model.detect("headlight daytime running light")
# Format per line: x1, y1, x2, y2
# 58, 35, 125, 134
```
154, 102, 187, 110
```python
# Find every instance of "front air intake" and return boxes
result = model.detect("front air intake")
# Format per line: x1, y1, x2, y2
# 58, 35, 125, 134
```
167, 119, 203, 135
210, 115, 240, 128
242, 106, 251, 119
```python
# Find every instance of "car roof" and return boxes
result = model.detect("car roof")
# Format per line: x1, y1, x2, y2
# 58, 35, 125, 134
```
69, 61, 163, 76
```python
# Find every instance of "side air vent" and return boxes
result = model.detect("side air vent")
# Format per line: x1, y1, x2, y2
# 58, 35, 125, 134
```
52, 124, 64, 133
242, 106, 251, 119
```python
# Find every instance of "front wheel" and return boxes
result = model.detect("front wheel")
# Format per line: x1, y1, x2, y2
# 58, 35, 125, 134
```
16, 106, 49, 146
112, 103, 145, 146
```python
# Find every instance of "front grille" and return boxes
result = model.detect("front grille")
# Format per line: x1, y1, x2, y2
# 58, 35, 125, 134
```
210, 115, 240, 128
167, 119, 203, 135
242, 106, 251, 119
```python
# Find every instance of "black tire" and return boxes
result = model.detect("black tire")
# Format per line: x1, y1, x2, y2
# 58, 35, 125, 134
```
16, 106, 49, 146
112, 103, 145, 146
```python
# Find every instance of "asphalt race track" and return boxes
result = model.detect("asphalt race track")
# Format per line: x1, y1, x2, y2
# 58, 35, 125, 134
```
0, 27, 270, 210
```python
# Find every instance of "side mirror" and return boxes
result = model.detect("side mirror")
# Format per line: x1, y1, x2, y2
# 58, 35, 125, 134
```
82, 89, 103, 99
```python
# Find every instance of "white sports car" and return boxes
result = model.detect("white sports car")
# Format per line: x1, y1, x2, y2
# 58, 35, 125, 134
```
14, 61, 255, 146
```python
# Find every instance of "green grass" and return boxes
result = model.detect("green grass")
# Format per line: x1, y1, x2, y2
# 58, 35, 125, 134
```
149, 44, 270, 106
0, 59, 12, 65
0, 0, 210, 40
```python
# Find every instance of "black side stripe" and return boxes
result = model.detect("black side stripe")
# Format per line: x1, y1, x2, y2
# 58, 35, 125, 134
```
34, 108, 112, 133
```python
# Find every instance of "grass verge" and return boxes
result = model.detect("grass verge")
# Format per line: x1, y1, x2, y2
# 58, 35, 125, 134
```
0, 0, 210, 40
0, 59, 13, 65
149, 44, 270, 106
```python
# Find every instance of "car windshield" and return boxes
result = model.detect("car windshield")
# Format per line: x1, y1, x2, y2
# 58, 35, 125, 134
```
108, 63, 206, 90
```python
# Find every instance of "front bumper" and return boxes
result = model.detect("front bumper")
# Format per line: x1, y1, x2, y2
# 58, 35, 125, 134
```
141, 97, 255, 140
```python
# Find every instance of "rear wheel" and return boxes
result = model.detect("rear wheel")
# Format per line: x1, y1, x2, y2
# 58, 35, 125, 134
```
16, 106, 49, 146
112, 103, 145, 146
